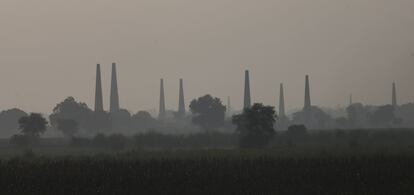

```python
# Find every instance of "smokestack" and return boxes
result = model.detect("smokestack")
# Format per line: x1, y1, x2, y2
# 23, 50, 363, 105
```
392, 82, 397, 107
279, 83, 286, 118
304, 75, 311, 111
349, 94, 353, 106
159, 79, 166, 119
227, 96, 231, 117
244, 70, 251, 109
110, 63, 120, 113
177, 79, 185, 117
94, 64, 104, 112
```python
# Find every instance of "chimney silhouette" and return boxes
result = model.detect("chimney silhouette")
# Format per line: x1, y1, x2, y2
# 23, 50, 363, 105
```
392, 82, 397, 107
227, 96, 231, 117
177, 79, 185, 117
244, 70, 251, 109
159, 79, 166, 119
94, 64, 104, 112
110, 63, 120, 113
304, 75, 311, 111
279, 83, 286, 118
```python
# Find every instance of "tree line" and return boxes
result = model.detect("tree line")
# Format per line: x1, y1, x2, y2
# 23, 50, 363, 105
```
2, 94, 414, 149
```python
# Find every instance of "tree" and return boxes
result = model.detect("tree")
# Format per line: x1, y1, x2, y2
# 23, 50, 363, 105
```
232, 103, 276, 148
396, 103, 414, 127
0, 108, 28, 136
110, 109, 132, 131
189, 95, 226, 131
292, 106, 332, 129
91, 111, 111, 133
371, 105, 399, 127
18, 113, 48, 137
346, 103, 371, 128
57, 119, 79, 138
131, 111, 157, 131
49, 97, 93, 131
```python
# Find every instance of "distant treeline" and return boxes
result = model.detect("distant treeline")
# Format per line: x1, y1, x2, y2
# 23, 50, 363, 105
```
6, 128, 414, 153
1, 96, 414, 139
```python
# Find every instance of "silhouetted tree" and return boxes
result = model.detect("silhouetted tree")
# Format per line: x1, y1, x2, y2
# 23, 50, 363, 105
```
0, 108, 28, 136
292, 106, 332, 129
57, 119, 79, 138
232, 103, 276, 148
131, 111, 157, 131
110, 109, 132, 131
371, 105, 399, 127
189, 95, 226, 131
346, 103, 372, 128
50, 97, 111, 133
91, 111, 111, 132
18, 113, 48, 137
49, 97, 93, 131
396, 103, 414, 127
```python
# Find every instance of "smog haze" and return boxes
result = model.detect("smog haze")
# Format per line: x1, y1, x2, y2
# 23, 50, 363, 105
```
0, 0, 413, 113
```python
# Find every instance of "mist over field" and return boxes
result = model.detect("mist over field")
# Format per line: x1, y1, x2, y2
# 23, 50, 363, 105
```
1, 1, 414, 194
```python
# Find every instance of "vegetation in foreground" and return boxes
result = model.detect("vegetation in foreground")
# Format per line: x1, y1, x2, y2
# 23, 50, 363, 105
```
2, 102, 414, 194
1, 150, 414, 195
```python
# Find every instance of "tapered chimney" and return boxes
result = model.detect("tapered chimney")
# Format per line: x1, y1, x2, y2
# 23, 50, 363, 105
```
110, 63, 120, 113
304, 75, 311, 111
227, 96, 231, 117
177, 79, 185, 117
94, 64, 104, 112
279, 83, 286, 118
159, 79, 166, 119
392, 82, 397, 107
244, 70, 251, 109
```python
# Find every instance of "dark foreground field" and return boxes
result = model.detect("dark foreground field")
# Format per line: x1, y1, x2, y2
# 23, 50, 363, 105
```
1, 150, 414, 195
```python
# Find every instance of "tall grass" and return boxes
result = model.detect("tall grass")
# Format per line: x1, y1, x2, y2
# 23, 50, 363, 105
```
1, 150, 414, 194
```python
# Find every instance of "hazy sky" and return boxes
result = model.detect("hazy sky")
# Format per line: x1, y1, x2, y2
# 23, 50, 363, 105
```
0, 0, 413, 114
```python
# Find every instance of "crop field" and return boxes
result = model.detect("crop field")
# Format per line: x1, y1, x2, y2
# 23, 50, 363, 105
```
1, 149, 414, 194
1, 129, 414, 194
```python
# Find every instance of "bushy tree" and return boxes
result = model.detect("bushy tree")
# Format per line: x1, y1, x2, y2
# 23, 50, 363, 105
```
292, 106, 332, 129
346, 103, 372, 128
190, 95, 226, 131
0, 108, 28, 136
18, 113, 48, 137
110, 109, 132, 131
49, 97, 93, 131
232, 103, 276, 148
370, 105, 399, 127
131, 111, 157, 131
396, 103, 414, 127
91, 111, 111, 133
